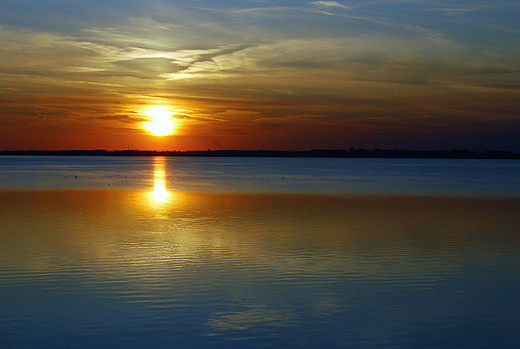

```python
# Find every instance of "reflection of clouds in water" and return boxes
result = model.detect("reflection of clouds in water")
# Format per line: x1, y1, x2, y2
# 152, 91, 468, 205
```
206, 306, 296, 335
314, 293, 340, 317
3, 190, 520, 348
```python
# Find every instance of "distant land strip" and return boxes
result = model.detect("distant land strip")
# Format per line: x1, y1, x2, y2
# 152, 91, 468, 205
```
1, 149, 519, 159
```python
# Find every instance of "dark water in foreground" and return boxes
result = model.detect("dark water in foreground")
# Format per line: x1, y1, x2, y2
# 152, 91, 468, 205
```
1, 157, 519, 348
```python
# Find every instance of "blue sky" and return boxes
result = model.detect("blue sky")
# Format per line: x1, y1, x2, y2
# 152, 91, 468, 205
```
1, 1, 519, 150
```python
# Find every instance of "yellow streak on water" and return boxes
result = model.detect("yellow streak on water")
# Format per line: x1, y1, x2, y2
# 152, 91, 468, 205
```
1, 190, 519, 273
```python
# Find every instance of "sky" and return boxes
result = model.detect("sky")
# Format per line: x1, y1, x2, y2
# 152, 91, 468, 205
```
1, 0, 519, 151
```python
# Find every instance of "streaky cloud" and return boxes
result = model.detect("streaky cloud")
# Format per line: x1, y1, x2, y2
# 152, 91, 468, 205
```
424, 5, 491, 16
309, 1, 351, 10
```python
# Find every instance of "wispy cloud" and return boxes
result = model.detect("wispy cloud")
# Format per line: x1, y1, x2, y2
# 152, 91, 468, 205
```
425, 5, 490, 16
309, 1, 351, 10
1, 0, 519, 150
231, 6, 292, 14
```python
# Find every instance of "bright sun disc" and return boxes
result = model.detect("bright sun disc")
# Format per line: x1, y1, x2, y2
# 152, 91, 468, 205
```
145, 106, 174, 136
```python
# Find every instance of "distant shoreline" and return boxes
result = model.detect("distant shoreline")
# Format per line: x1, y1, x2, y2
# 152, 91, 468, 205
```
1, 149, 519, 159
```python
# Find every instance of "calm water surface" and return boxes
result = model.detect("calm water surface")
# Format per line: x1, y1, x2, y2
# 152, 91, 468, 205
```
1, 156, 519, 348
1, 155, 520, 196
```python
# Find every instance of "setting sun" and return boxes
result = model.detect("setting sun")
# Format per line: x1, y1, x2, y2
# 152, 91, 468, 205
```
145, 106, 174, 136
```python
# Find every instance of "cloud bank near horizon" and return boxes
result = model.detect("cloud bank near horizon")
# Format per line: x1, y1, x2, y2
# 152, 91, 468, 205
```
1, 1, 519, 151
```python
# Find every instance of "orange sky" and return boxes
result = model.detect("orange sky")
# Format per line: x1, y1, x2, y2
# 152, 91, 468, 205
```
1, 1, 519, 151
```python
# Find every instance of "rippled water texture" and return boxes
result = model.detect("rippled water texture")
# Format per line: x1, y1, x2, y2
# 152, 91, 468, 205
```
1, 188, 520, 348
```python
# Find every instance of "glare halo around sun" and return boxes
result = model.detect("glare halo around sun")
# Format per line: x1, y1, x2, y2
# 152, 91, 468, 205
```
145, 106, 174, 136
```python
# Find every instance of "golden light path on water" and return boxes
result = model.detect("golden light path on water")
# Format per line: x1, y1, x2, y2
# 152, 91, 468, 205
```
151, 157, 169, 203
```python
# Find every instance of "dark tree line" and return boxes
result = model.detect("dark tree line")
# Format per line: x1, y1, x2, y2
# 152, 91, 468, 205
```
1, 148, 519, 159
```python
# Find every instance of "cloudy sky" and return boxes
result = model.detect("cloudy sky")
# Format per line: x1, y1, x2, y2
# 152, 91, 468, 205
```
1, 0, 519, 151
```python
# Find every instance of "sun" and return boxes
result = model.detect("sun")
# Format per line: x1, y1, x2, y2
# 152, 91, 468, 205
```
145, 106, 174, 136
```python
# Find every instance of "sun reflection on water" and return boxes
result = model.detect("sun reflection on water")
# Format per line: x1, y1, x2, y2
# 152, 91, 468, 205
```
151, 158, 169, 203
152, 180, 168, 202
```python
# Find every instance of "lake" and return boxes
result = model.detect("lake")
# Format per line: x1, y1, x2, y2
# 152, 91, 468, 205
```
1, 156, 519, 348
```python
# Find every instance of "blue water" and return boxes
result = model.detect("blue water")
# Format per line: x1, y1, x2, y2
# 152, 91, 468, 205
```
1, 156, 519, 196
1, 156, 520, 348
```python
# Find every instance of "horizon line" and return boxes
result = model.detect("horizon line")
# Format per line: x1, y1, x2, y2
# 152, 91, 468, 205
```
1, 148, 519, 159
